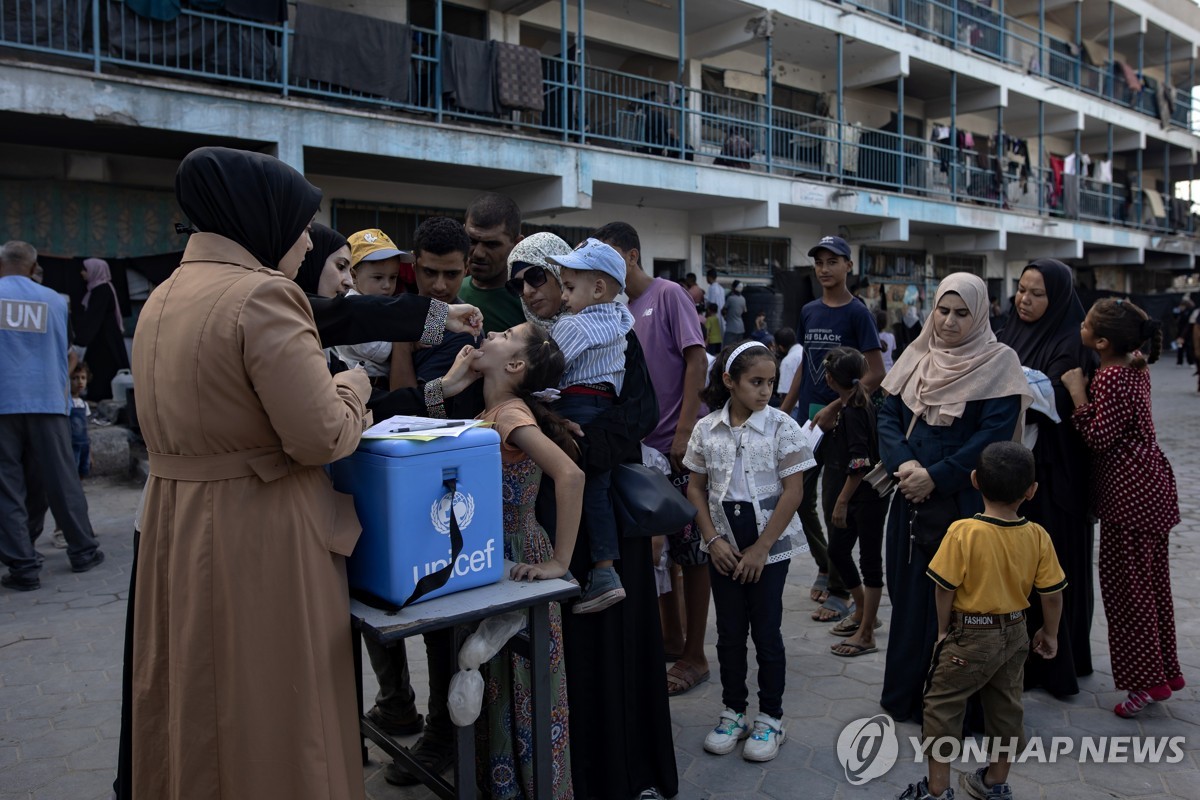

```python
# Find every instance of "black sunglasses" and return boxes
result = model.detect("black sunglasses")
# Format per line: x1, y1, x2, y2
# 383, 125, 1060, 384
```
505, 263, 550, 296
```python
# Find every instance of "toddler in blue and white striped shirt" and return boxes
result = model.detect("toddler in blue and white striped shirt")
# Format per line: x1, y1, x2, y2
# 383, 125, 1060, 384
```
545, 238, 635, 613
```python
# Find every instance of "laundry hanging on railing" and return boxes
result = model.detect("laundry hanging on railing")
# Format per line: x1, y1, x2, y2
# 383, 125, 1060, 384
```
1115, 60, 1143, 92
290, 4, 410, 104
494, 42, 544, 112
1, 0, 88, 49
442, 34, 499, 114
1143, 187, 1167, 219
225, 0, 286, 24
107, 1, 277, 80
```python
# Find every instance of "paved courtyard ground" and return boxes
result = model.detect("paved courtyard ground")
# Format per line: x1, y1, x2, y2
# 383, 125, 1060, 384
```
1, 360, 1197, 799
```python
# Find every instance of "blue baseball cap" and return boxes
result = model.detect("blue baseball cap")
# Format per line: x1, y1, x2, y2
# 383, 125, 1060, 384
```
547, 238, 627, 289
807, 235, 852, 259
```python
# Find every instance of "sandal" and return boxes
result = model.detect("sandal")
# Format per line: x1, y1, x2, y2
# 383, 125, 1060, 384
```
830, 616, 884, 637
831, 642, 879, 658
812, 595, 854, 623
666, 662, 710, 697
810, 573, 829, 603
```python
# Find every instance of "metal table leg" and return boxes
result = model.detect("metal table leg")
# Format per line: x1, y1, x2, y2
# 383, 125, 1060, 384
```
528, 603, 552, 800
452, 623, 477, 800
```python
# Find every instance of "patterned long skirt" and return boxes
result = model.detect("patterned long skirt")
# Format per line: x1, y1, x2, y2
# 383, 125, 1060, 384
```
477, 525, 572, 798
1098, 522, 1181, 691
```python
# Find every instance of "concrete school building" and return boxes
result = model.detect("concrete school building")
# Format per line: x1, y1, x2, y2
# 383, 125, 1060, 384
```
2, 0, 1199, 327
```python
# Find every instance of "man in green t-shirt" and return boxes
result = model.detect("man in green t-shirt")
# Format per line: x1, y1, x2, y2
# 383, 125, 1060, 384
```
460, 193, 525, 334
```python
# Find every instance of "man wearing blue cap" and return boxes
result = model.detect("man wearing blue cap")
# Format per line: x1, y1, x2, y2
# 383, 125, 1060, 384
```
545, 238, 636, 613
781, 235, 884, 624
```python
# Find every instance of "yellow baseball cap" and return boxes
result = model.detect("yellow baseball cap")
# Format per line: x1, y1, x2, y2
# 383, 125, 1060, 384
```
348, 229, 414, 267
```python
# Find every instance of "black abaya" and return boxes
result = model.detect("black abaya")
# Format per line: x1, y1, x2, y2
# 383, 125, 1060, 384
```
998, 260, 1097, 694
74, 288, 129, 401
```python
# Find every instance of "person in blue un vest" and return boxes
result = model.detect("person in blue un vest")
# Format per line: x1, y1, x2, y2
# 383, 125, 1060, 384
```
0, 240, 105, 591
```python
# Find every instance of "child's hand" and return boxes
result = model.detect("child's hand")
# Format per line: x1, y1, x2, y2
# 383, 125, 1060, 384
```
1061, 368, 1088, 394
709, 536, 740, 576
510, 559, 566, 582
1031, 629, 1058, 659
832, 500, 849, 529
732, 542, 768, 584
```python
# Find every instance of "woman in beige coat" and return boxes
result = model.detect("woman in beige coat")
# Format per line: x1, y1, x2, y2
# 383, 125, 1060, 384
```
130, 147, 441, 799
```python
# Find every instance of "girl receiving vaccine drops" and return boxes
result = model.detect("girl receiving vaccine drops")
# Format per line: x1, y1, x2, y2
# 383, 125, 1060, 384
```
466, 322, 583, 798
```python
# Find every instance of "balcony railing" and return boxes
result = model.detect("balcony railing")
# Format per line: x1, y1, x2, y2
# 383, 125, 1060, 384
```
845, 0, 1194, 128
1, 0, 1195, 238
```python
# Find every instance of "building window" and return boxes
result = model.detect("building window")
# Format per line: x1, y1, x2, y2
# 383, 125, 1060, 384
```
932, 254, 986, 279
860, 247, 927, 280
331, 200, 461, 250
703, 234, 790, 278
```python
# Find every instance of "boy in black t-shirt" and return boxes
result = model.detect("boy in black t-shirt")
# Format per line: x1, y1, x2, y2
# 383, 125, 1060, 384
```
780, 236, 884, 623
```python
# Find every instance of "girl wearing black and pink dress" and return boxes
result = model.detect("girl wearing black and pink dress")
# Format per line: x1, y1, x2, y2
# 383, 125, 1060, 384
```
1063, 298, 1182, 718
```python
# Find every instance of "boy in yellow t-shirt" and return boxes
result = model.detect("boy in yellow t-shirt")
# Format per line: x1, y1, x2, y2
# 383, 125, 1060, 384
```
895, 441, 1066, 800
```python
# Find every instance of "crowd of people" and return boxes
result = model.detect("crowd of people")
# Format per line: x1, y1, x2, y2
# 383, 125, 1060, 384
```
0, 144, 1187, 800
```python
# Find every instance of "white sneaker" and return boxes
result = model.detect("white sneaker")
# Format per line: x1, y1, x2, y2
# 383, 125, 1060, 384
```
742, 713, 786, 762
703, 708, 749, 755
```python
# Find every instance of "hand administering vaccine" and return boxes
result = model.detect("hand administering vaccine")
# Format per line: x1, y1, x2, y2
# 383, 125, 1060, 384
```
446, 304, 484, 337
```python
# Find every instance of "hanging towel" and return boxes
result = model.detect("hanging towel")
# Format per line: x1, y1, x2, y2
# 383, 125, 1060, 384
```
225, 0, 286, 24
843, 123, 861, 173
494, 41, 545, 112
443, 33, 499, 114
1080, 39, 1106, 66
1155, 80, 1171, 127
1143, 187, 1166, 219
124, 0, 181, 22
1117, 60, 1142, 92
291, 4, 410, 104
1095, 159, 1113, 183
1064, 153, 1076, 175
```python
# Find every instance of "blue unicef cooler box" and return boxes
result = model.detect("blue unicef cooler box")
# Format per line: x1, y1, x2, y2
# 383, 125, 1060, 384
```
331, 427, 504, 607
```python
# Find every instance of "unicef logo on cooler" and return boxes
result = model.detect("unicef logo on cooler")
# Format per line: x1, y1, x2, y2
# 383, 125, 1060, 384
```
431, 491, 475, 535
837, 714, 899, 786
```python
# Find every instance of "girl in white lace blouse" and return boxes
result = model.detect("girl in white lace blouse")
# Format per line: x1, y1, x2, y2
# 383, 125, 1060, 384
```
683, 340, 816, 764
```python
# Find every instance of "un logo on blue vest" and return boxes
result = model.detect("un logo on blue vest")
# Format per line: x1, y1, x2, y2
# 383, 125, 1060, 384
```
430, 491, 475, 535
837, 714, 898, 785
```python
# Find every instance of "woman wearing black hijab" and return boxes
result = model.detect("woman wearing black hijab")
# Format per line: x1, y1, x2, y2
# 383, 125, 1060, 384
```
295, 222, 353, 297
112, 160, 481, 799
128, 147, 384, 799
998, 258, 1098, 696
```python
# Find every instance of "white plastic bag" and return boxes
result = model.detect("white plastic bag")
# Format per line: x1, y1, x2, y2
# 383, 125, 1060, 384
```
447, 611, 527, 726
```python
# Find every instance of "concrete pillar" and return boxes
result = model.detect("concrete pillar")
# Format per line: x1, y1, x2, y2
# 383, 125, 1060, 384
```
272, 137, 305, 174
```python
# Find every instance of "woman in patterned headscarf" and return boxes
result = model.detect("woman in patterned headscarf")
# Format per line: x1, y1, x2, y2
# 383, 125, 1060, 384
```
506, 231, 573, 329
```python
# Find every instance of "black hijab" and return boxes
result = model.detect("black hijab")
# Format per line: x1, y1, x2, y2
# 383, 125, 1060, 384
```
175, 147, 322, 270
294, 223, 349, 295
997, 258, 1094, 376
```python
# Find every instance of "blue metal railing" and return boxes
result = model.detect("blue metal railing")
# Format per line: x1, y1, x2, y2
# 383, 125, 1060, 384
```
843, 0, 1194, 128
1, 0, 1195, 237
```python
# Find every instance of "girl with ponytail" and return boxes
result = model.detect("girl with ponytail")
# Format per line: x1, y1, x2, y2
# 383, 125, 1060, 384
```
1062, 299, 1182, 718
819, 347, 889, 657
469, 321, 581, 798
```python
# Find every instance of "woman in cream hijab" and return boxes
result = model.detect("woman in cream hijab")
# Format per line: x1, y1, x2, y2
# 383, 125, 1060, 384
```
876, 272, 1032, 724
